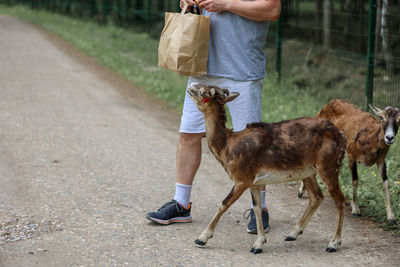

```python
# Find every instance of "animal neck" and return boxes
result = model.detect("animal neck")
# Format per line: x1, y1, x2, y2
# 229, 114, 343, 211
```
203, 104, 231, 155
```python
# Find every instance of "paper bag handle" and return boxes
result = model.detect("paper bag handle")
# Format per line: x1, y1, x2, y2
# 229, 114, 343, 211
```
180, 1, 201, 15
181, 2, 189, 15
190, 5, 201, 14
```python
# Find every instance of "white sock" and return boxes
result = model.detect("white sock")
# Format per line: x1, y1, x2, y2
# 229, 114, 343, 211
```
174, 183, 192, 209
251, 190, 267, 209
261, 190, 266, 209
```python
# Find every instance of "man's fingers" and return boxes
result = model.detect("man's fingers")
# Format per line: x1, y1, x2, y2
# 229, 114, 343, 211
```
185, 0, 196, 5
197, 0, 210, 9
180, 0, 195, 9
181, 0, 196, 8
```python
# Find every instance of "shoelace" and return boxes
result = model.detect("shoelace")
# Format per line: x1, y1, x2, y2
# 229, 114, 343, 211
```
244, 208, 268, 220
243, 208, 255, 220
158, 200, 182, 212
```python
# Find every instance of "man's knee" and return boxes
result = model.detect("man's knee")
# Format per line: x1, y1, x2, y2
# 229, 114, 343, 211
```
179, 132, 205, 146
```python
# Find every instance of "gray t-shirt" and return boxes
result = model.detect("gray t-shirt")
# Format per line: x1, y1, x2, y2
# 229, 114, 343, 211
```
203, 10, 269, 81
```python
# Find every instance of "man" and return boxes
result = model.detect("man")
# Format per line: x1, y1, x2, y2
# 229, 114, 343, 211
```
146, 0, 281, 234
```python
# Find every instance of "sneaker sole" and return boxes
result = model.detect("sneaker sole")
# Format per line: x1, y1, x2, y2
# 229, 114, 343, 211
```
247, 225, 270, 234
146, 215, 192, 225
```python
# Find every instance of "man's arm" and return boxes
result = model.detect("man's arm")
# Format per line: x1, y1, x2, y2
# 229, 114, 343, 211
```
196, 0, 281, 21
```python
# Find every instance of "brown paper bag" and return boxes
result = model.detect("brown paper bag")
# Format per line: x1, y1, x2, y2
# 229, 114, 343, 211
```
158, 3, 210, 76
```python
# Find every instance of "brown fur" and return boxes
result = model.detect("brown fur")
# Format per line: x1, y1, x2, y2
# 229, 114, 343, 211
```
318, 99, 391, 166
189, 84, 347, 253
299, 99, 399, 222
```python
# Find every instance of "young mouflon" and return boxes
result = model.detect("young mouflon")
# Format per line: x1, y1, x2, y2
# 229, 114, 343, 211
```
188, 83, 347, 254
299, 99, 400, 223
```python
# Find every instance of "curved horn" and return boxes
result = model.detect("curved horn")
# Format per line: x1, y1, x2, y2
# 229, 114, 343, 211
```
199, 86, 206, 96
210, 87, 216, 96
369, 104, 385, 120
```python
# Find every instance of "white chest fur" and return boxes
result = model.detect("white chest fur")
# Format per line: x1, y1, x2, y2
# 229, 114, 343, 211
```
253, 167, 316, 185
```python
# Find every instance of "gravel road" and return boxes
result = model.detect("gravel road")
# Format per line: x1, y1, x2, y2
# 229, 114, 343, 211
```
0, 15, 399, 266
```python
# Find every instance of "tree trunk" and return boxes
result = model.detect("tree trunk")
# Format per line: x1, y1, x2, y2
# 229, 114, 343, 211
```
295, 0, 300, 27
315, 0, 323, 44
375, 0, 382, 57
344, 0, 351, 46
381, 0, 392, 71
323, 0, 332, 47
358, 0, 365, 52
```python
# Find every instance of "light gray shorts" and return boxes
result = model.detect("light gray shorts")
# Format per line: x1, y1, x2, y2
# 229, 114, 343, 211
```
179, 76, 263, 133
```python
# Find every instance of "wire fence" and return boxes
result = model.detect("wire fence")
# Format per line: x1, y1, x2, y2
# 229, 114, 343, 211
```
270, 0, 400, 108
1, 0, 399, 108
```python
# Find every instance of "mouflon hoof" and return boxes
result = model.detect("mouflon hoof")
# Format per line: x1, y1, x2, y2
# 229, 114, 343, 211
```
250, 248, 263, 254
194, 239, 206, 246
285, 236, 296, 241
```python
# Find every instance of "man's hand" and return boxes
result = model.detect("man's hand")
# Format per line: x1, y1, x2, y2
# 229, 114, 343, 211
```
196, 0, 230, 13
180, 0, 196, 9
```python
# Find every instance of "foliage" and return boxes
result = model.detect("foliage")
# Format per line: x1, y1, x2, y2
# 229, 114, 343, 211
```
0, 4, 399, 233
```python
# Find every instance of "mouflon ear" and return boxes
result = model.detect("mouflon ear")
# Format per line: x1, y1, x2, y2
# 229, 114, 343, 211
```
189, 82, 199, 88
369, 104, 385, 121
223, 92, 240, 103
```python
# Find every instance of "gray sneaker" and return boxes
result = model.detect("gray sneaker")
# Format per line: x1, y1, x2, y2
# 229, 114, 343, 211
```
244, 208, 270, 234
146, 200, 192, 225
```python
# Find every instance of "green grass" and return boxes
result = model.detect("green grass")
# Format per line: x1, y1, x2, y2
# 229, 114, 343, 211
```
1, 4, 399, 233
